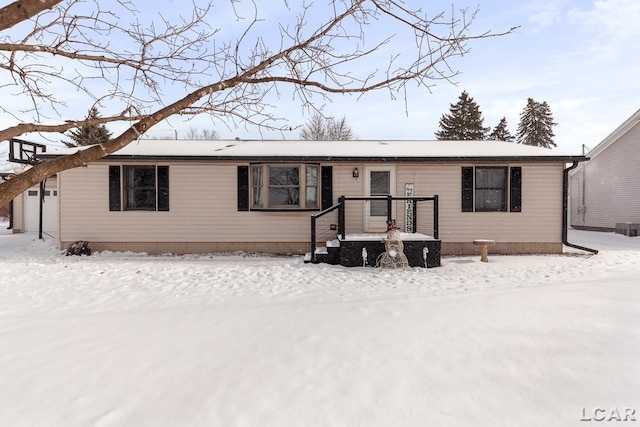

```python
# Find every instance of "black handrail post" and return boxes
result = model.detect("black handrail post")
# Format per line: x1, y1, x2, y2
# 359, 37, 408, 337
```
412, 199, 418, 232
433, 195, 439, 240
8, 199, 13, 230
310, 215, 317, 263
38, 180, 44, 240
386, 195, 392, 227
338, 196, 345, 238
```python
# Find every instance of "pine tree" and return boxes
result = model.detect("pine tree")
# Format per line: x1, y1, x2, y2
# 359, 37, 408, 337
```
435, 91, 489, 140
299, 113, 354, 140
516, 98, 557, 148
64, 107, 112, 147
488, 117, 514, 141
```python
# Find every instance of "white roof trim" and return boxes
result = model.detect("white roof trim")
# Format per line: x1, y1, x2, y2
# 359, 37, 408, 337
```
46, 139, 580, 160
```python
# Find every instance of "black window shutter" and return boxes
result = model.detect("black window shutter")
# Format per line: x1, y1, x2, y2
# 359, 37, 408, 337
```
461, 167, 474, 212
157, 166, 170, 211
109, 165, 121, 211
237, 166, 249, 211
321, 166, 333, 210
510, 167, 522, 212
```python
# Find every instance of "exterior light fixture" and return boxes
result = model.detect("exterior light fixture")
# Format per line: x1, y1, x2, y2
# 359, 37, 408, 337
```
352, 168, 359, 178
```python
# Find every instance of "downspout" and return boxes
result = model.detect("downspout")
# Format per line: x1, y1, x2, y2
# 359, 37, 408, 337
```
563, 161, 598, 254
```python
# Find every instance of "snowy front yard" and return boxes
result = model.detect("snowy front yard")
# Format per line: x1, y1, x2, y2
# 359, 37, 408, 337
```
1, 220, 639, 427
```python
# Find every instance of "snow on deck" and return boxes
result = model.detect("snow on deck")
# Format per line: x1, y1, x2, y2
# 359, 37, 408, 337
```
340, 232, 434, 241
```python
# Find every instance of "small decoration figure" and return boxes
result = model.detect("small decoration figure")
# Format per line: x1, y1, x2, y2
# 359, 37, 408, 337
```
66, 241, 92, 256
378, 219, 408, 269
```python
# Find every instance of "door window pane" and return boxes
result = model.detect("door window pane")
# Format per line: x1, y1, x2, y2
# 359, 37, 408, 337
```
370, 171, 390, 194
370, 171, 390, 216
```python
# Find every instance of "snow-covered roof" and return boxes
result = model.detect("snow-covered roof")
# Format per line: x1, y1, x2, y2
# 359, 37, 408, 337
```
43, 139, 585, 162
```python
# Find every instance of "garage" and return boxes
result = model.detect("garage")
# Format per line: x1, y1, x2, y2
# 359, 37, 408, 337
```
23, 180, 58, 237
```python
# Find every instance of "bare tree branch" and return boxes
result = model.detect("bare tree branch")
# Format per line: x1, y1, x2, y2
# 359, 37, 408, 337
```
0, 0, 62, 31
0, 0, 517, 206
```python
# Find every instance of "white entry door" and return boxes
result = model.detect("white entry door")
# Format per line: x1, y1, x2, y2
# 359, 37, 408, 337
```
364, 166, 395, 232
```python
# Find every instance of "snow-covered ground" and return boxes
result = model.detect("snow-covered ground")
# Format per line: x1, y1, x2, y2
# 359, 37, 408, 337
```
1, 218, 639, 427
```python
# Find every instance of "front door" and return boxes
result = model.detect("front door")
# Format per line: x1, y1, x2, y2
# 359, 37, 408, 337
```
364, 166, 395, 232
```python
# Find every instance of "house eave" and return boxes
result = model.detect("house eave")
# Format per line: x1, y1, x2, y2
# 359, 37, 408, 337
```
40, 154, 588, 163
583, 107, 640, 159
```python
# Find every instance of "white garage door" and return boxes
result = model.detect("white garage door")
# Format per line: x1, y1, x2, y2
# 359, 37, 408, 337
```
24, 186, 58, 237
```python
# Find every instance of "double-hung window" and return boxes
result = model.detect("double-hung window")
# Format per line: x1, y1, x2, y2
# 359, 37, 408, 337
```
462, 166, 521, 213
475, 167, 507, 212
109, 165, 169, 211
251, 164, 319, 210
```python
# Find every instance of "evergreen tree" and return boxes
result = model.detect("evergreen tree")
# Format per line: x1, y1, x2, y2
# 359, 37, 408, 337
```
488, 117, 514, 141
300, 112, 354, 140
435, 91, 489, 140
64, 107, 112, 147
516, 98, 557, 148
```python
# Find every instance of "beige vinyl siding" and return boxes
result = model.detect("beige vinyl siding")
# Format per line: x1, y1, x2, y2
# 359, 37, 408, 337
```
12, 190, 24, 233
570, 121, 640, 229
396, 163, 563, 243
334, 163, 365, 235
60, 162, 321, 244
307, 164, 364, 243
59, 160, 564, 253
320, 162, 562, 244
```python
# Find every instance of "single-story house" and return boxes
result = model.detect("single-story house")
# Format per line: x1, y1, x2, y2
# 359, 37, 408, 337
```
32, 139, 587, 258
569, 108, 640, 235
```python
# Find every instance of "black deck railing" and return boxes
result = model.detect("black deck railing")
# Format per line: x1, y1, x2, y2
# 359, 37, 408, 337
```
310, 195, 439, 262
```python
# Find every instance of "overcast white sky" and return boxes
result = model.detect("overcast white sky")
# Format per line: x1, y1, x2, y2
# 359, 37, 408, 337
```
144, 0, 640, 154
2, 0, 639, 160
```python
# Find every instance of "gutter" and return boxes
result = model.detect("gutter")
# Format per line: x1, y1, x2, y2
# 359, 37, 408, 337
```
563, 161, 598, 254
39, 153, 588, 164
